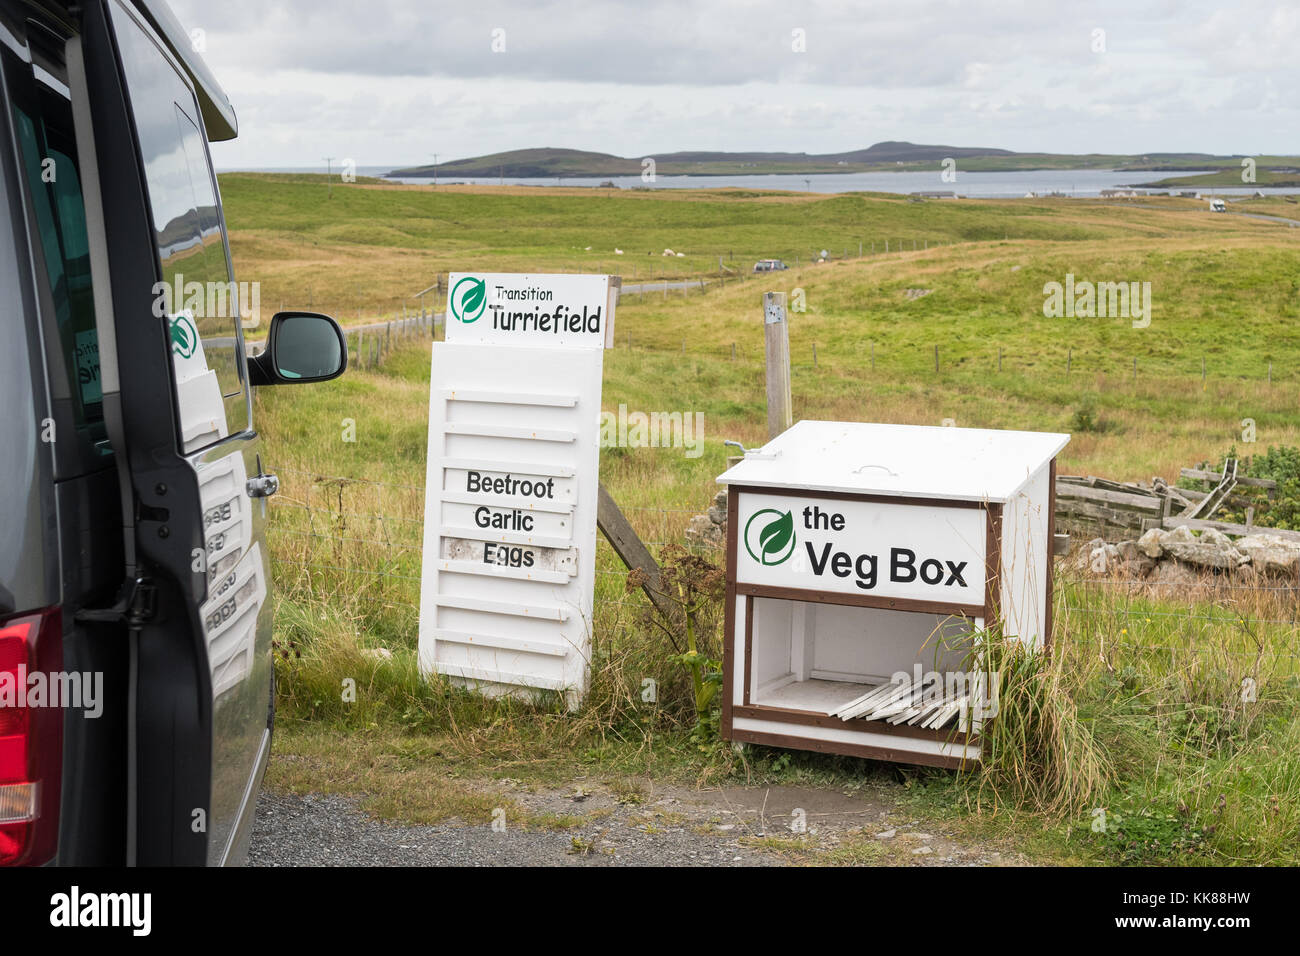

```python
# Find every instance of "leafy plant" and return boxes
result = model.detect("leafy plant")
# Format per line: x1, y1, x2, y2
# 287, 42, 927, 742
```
1068, 401, 1105, 434
627, 543, 726, 741
1195, 444, 1300, 530
1086, 790, 1209, 863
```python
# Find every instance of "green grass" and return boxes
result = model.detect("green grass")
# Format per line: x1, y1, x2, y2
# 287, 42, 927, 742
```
218, 173, 1295, 321
1141, 168, 1300, 188
242, 181, 1300, 865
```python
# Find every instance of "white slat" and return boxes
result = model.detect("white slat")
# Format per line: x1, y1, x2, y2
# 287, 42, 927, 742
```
438, 558, 569, 585
441, 388, 578, 407
435, 593, 569, 621
430, 628, 568, 657
434, 662, 567, 691
444, 422, 575, 443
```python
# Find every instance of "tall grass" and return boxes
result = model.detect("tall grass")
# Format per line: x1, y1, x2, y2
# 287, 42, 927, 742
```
965, 635, 1113, 817
240, 184, 1300, 863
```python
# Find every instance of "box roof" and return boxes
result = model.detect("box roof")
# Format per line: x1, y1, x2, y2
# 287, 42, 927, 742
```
717, 420, 1069, 503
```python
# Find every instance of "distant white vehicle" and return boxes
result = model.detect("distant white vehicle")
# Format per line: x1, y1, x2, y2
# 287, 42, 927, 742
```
1209, 198, 1227, 212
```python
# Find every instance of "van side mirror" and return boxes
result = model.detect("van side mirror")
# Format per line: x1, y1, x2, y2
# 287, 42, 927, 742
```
248, 311, 347, 386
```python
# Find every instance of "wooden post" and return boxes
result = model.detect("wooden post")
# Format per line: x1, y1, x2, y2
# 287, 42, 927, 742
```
596, 483, 678, 625
933, 344, 939, 373
812, 342, 818, 369
763, 291, 793, 440
1067, 348, 1072, 374
731, 342, 736, 361
998, 347, 1003, 372
1132, 356, 1137, 383
1268, 362, 1272, 385
871, 342, 875, 370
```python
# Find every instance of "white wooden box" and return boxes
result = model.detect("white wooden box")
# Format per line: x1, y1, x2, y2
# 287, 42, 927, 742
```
717, 420, 1068, 769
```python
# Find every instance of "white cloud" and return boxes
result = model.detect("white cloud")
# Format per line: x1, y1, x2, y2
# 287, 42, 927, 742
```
169, 0, 1300, 167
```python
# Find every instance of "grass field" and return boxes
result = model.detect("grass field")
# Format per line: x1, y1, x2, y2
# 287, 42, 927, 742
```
233, 176, 1300, 864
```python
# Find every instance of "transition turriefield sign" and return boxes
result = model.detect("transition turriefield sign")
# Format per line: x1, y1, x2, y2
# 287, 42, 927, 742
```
419, 273, 616, 706
444, 272, 618, 350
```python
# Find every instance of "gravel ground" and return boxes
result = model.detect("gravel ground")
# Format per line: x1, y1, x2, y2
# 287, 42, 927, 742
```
250, 780, 1023, 866
249, 791, 777, 866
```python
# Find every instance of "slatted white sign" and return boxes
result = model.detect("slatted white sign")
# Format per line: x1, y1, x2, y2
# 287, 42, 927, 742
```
419, 274, 615, 706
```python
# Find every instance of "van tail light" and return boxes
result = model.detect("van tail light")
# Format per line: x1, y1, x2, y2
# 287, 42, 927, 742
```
0, 607, 62, 866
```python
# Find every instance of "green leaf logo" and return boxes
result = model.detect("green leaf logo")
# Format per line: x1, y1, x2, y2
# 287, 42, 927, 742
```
450, 276, 487, 324
170, 313, 197, 359
744, 509, 796, 565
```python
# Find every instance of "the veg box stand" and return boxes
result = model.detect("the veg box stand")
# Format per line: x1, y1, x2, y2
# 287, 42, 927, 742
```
717, 420, 1069, 769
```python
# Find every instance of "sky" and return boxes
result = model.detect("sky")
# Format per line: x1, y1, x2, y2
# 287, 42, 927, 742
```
166, 0, 1300, 171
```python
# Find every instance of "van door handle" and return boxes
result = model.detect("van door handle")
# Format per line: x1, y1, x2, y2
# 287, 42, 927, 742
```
247, 473, 279, 498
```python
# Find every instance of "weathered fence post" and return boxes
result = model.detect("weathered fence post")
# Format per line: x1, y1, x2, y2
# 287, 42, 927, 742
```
763, 291, 793, 440
596, 483, 678, 625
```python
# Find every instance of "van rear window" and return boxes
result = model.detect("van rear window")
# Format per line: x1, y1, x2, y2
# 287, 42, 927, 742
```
4, 33, 108, 455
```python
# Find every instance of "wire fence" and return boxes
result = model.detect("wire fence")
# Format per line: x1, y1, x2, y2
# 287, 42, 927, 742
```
261, 466, 1300, 665
302, 269, 1300, 385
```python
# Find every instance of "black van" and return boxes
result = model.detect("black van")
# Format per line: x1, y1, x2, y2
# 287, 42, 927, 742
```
1, 0, 344, 865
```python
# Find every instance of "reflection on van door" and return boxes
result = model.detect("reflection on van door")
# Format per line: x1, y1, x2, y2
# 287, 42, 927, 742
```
109, 0, 273, 865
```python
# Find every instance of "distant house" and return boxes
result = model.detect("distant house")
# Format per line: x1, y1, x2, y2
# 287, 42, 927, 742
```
1177, 190, 1200, 198
911, 190, 957, 199
1100, 188, 1143, 198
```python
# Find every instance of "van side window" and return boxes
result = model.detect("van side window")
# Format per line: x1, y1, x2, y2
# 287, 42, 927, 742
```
6, 57, 106, 444
108, 1, 250, 451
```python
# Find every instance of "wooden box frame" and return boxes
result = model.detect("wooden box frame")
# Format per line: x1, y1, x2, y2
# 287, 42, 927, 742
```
720, 467, 1057, 770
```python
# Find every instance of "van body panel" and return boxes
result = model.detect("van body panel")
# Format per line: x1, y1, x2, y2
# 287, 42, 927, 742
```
1, 0, 277, 865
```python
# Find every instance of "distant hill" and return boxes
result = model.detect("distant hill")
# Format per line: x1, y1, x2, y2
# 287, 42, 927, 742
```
387, 143, 1293, 180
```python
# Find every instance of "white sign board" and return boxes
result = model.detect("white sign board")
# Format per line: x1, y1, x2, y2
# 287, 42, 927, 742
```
444, 272, 617, 350
734, 492, 986, 607
419, 274, 614, 706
